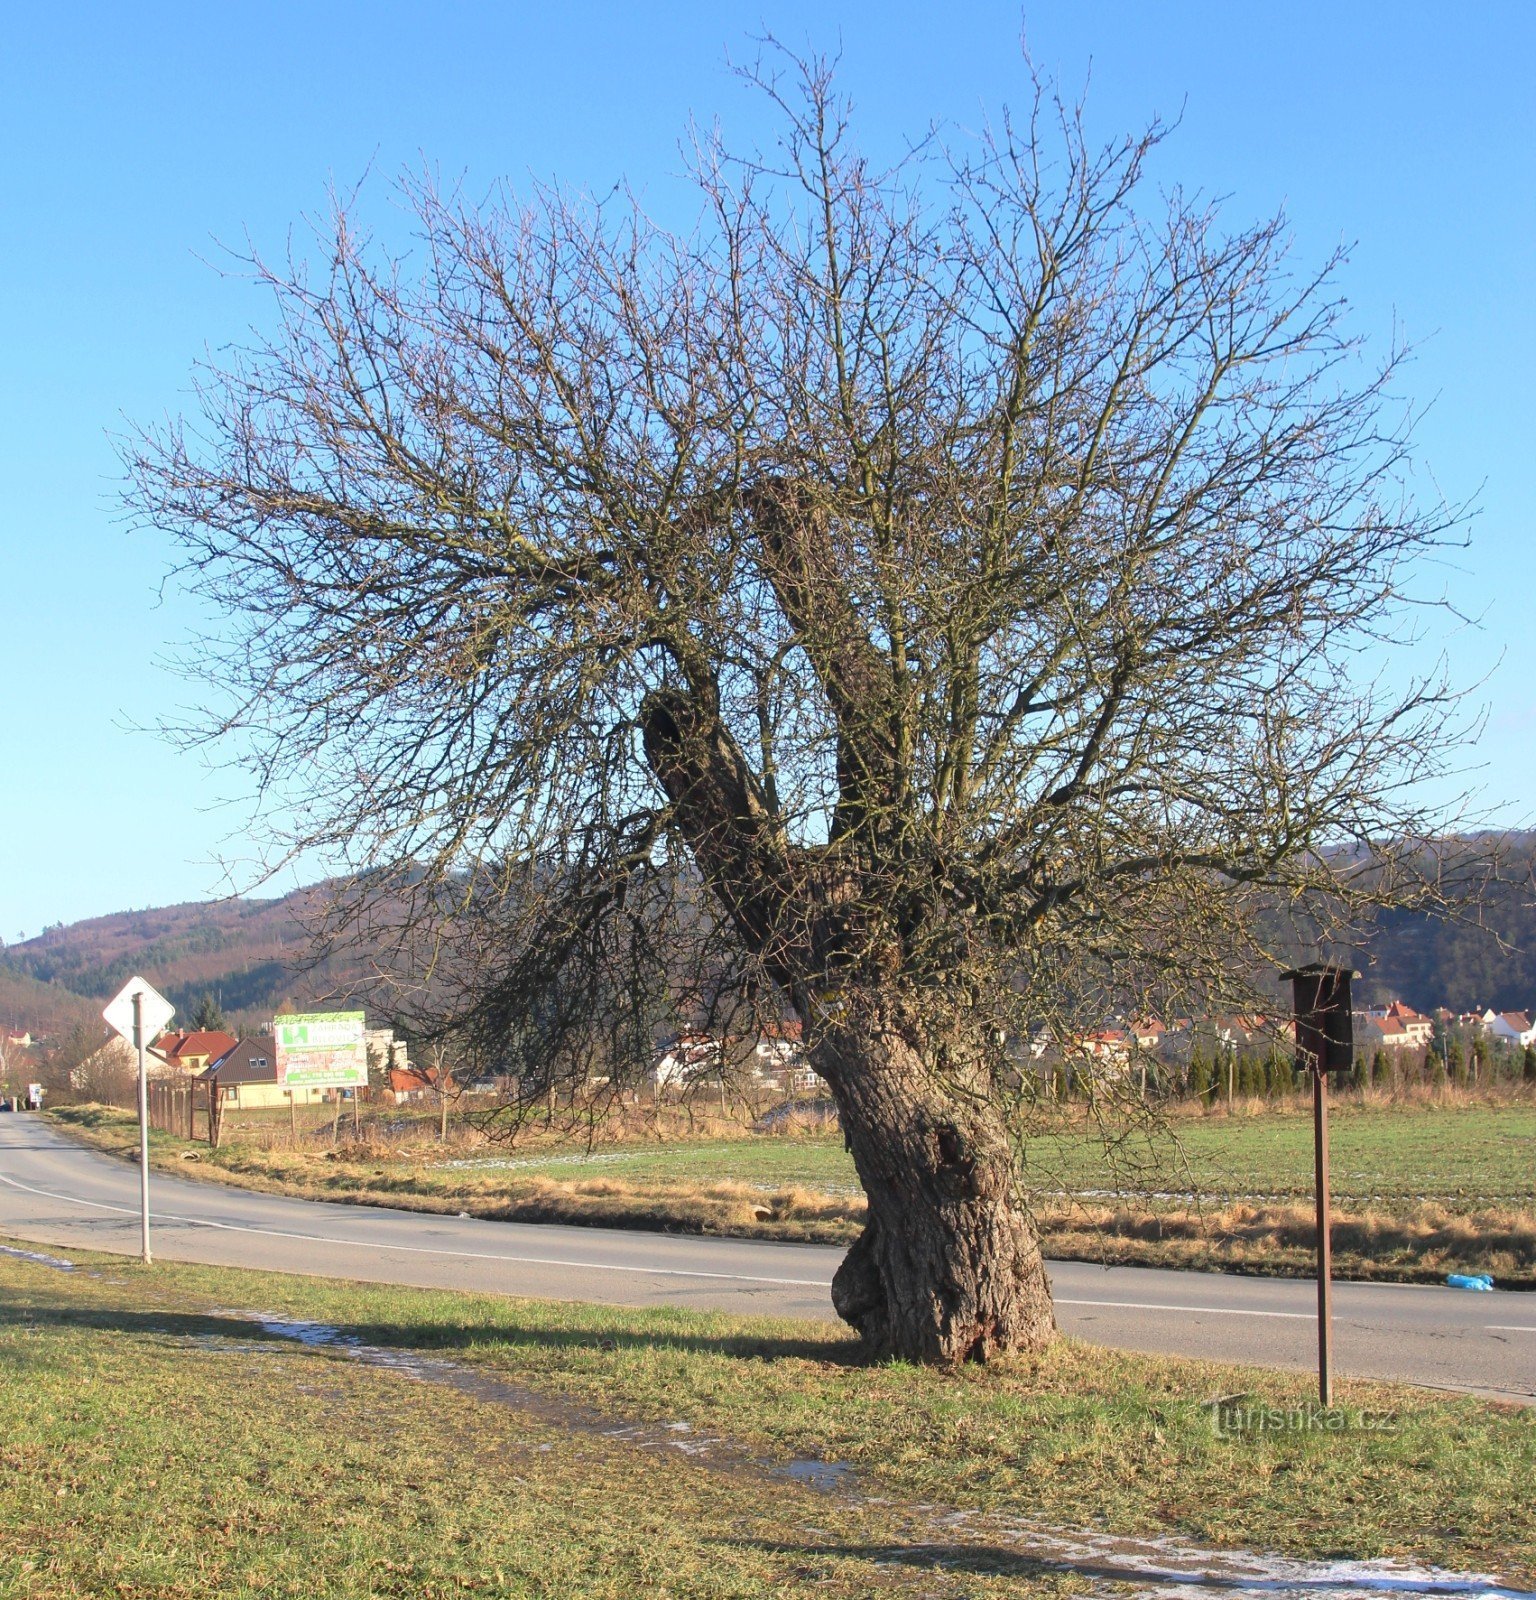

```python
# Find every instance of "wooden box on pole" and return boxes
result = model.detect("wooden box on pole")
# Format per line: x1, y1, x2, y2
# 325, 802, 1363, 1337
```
1280, 962, 1358, 1407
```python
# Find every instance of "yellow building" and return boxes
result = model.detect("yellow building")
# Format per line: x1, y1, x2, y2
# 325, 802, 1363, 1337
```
202, 1036, 331, 1108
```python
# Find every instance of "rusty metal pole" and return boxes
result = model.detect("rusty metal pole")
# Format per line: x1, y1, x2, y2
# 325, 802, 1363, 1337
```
1313, 1061, 1333, 1406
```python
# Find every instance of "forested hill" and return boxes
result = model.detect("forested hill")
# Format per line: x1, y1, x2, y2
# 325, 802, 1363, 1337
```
0, 964, 100, 1042
0, 886, 359, 1035
5, 835, 1536, 1039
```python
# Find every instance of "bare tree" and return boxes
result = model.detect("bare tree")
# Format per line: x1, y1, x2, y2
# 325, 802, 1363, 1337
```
126, 48, 1464, 1363
54, 1030, 135, 1106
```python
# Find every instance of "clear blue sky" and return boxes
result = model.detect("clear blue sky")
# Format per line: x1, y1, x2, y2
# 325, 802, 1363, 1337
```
2, 2, 1532, 937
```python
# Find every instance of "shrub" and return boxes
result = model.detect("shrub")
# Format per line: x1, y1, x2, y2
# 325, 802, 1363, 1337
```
1447, 1039, 1469, 1089
1426, 1048, 1447, 1089
1268, 1049, 1294, 1096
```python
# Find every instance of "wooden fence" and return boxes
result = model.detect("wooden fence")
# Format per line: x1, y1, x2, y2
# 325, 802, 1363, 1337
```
145, 1079, 215, 1143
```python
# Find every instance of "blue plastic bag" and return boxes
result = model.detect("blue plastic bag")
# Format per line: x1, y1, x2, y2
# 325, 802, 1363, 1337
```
1446, 1273, 1494, 1291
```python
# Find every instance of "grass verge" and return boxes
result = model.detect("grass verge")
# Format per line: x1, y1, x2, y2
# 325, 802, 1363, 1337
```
1, 1241, 1532, 1595
49, 1103, 1536, 1287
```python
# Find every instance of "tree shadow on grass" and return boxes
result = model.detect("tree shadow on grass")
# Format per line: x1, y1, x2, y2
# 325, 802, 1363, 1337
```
0, 1289, 863, 1367
2, 1295, 873, 1482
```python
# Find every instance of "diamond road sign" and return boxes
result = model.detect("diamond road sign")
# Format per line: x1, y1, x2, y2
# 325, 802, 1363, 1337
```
102, 977, 175, 1046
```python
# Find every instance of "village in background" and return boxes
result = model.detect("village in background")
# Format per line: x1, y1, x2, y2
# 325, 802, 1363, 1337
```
6, 987, 1535, 1133
10, 836, 1536, 1121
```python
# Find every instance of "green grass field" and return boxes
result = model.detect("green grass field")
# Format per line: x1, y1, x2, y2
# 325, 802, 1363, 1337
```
1, 1242, 1532, 1596
423, 1099, 1536, 1207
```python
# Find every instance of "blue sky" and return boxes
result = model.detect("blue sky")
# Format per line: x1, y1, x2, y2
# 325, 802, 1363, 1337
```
2, 2, 1532, 937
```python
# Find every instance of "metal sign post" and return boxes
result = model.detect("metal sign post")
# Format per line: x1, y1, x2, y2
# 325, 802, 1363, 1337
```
1312, 1055, 1333, 1405
133, 991, 150, 1262
103, 976, 176, 1266
1281, 962, 1358, 1409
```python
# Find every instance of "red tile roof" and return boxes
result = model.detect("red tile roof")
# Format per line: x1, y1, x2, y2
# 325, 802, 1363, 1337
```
389, 1066, 442, 1093
153, 1030, 238, 1064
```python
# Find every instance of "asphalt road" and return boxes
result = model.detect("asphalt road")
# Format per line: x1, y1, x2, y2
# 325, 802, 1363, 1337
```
2, 1113, 1532, 1402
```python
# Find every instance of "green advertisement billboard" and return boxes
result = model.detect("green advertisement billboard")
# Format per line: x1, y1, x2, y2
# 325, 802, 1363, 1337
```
273, 1011, 368, 1088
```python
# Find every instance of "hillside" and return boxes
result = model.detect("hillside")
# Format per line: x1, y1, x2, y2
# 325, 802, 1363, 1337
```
0, 885, 360, 1035
1350, 833, 1536, 1013
6, 835, 1536, 1040
0, 964, 101, 1042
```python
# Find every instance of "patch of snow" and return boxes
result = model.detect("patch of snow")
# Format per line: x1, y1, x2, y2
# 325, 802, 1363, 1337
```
0, 1244, 74, 1271
208, 1310, 453, 1382
925, 1508, 1534, 1598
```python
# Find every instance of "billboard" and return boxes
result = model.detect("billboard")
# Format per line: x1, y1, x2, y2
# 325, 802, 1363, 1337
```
273, 1011, 368, 1088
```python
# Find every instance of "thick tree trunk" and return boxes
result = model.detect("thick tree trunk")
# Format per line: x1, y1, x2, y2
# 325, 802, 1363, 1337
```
809, 1000, 1056, 1364
637, 689, 1053, 1363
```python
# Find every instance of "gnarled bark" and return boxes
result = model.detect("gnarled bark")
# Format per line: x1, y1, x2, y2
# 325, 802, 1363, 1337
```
811, 1000, 1056, 1363
642, 685, 1055, 1363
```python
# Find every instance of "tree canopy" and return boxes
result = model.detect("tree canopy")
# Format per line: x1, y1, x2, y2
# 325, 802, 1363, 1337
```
127, 48, 1463, 1361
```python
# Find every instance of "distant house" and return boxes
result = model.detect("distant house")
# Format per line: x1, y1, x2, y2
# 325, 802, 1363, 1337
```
776, 1064, 826, 1095
1089, 1028, 1132, 1059
1357, 1013, 1413, 1051
202, 1035, 328, 1108
1379, 1001, 1433, 1048
1482, 1010, 1536, 1048
366, 1027, 410, 1079
151, 1029, 238, 1078
647, 1024, 828, 1095
68, 1036, 137, 1094
752, 1020, 826, 1092
1209, 1015, 1289, 1052
387, 1065, 447, 1105
753, 1019, 804, 1072
649, 1032, 726, 1091
1131, 1018, 1166, 1050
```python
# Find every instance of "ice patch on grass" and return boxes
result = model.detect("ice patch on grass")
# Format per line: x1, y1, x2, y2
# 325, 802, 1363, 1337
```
208, 1310, 453, 1381
432, 1151, 638, 1173
778, 1458, 854, 1491
920, 1508, 1534, 1598
0, 1244, 74, 1271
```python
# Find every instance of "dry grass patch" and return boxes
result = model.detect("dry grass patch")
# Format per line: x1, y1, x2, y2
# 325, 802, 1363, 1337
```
1035, 1199, 1536, 1285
